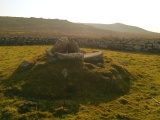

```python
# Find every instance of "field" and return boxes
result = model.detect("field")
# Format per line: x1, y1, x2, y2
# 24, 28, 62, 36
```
0, 45, 160, 120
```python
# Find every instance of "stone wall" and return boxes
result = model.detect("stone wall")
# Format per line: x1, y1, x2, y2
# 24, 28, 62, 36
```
0, 36, 56, 45
0, 36, 160, 53
75, 38, 160, 53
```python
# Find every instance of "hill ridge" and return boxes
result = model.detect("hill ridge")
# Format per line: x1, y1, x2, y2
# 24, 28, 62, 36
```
85, 22, 159, 34
0, 16, 160, 38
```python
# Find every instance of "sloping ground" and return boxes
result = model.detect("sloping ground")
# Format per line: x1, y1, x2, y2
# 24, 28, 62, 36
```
0, 16, 117, 38
3, 54, 130, 99
85, 23, 160, 35
1, 16, 160, 38
0, 46, 160, 119
0, 46, 131, 119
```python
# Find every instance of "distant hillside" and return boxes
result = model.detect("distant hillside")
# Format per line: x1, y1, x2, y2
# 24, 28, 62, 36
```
85, 23, 160, 35
0, 16, 160, 38
0, 16, 116, 38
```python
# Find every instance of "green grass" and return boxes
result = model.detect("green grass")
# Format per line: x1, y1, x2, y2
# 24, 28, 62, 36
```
0, 46, 50, 79
0, 46, 160, 120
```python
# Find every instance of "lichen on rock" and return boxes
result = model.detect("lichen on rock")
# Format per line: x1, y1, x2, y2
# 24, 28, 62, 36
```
50, 37, 80, 54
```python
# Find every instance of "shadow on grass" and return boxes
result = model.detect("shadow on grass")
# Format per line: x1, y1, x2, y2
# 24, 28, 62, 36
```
2, 59, 131, 117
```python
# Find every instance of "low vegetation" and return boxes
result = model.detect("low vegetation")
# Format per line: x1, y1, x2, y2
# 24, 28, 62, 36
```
0, 46, 160, 119
1, 16, 160, 38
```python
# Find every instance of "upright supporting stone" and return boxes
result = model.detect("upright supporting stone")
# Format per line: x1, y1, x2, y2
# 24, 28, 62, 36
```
50, 37, 80, 54
68, 40, 80, 53
50, 37, 69, 53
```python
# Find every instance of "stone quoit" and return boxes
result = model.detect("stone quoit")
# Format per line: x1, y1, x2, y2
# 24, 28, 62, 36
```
48, 37, 103, 62
50, 37, 80, 54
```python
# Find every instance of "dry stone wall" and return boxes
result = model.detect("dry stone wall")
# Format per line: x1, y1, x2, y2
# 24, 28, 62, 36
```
0, 36, 160, 53
75, 38, 160, 53
0, 36, 56, 45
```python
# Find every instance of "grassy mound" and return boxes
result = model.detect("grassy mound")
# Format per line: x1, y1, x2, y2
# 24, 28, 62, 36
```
4, 54, 131, 100
1, 46, 160, 119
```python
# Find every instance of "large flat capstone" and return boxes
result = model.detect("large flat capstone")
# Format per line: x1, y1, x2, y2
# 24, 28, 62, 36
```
56, 53, 84, 60
84, 51, 103, 62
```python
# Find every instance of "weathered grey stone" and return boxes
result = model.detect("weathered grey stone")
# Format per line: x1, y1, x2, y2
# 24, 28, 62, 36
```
56, 53, 84, 60
97, 63, 105, 68
102, 75, 109, 80
61, 68, 68, 78
84, 51, 103, 62
153, 42, 160, 49
134, 45, 142, 51
45, 50, 54, 56
20, 60, 31, 67
99, 44, 108, 48
68, 40, 80, 53
50, 37, 80, 53
51, 37, 69, 53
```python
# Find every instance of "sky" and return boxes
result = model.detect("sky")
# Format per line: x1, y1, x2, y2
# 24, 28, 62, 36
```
0, 0, 160, 33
